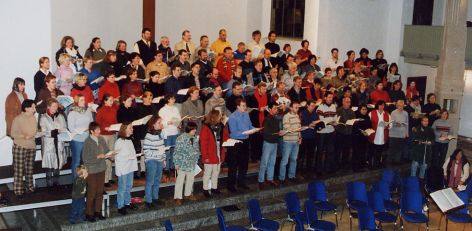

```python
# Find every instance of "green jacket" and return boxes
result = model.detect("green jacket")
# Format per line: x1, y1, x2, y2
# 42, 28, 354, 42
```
409, 125, 435, 163
174, 133, 200, 172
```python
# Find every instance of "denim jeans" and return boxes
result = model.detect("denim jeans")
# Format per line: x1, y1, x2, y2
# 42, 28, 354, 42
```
69, 198, 85, 223
145, 160, 163, 202
117, 172, 134, 209
70, 140, 84, 179
258, 141, 278, 183
165, 135, 177, 170
411, 161, 427, 179
279, 141, 299, 181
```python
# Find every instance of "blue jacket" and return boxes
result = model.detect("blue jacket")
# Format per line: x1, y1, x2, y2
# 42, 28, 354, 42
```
300, 109, 319, 140
228, 110, 254, 140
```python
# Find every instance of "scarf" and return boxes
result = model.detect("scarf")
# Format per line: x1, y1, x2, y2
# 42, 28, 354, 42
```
254, 90, 267, 127
71, 105, 86, 114
448, 159, 463, 188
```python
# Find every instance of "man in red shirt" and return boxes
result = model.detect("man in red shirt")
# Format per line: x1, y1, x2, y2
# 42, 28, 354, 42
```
216, 47, 237, 89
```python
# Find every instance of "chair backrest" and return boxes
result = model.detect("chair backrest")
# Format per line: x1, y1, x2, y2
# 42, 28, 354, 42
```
285, 192, 302, 218
164, 220, 173, 231
347, 181, 368, 204
358, 207, 378, 230
402, 176, 420, 192
247, 199, 263, 223
294, 213, 305, 231
368, 191, 386, 212
372, 180, 392, 200
400, 191, 424, 214
464, 179, 472, 197
304, 199, 318, 225
308, 181, 328, 202
382, 169, 395, 184
216, 208, 227, 231
456, 191, 470, 214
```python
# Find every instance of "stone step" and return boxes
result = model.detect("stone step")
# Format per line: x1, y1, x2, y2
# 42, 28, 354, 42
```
61, 165, 409, 231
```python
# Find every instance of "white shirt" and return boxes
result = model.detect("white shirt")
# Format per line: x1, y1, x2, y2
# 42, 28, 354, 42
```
247, 40, 264, 60
159, 104, 181, 136
370, 110, 391, 145
325, 57, 340, 75
114, 138, 138, 176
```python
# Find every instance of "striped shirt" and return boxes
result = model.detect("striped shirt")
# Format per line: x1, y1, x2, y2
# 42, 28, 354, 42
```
316, 103, 337, 133
143, 132, 167, 161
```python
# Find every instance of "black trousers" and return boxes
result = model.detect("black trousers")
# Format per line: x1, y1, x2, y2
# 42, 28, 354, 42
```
226, 139, 250, 188
250, 133, 263, 162
316, 132, 335, 173
335, 133, 352, 167
352, 134, 368, 170
368, 143, 385, 168
298, 138, 316, 172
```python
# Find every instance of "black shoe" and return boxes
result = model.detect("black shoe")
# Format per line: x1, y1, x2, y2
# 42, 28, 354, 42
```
145, 203, 154, 209
108, 180, 115, 184
104, 183, 112, 188
237, 184, 250, 190
203, 190, 211, 198
227, 186, 238, 193
126, 204, 138, 210
140, 171, 146, 178
211, 189, 222, 195
118, 207, 127, 215
86, 215, 96, 222
153, 199, 165, 206
94, 212, 106, 220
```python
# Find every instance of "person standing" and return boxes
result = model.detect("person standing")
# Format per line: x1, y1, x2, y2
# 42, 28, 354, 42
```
5, 78, 28, 137
388, 100, 409, 165
174, 30, 197, 62
432, 110, 453, 167
10, 100, 37, 200
279, 101, 302, 184
298, 100, 320, 174
173, 122, 200, 205
367, 100, 391, 169
316, 92, 337, 174
334, 97, 356, 170
410, 117, 435, 179
133, 28, 158, 66
34, 57, 52, 96
69, 165, 88, 224
227, 99, 256, 192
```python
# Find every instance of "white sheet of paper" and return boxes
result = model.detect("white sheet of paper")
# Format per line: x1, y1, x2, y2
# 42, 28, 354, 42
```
108, 123, 122, 131
177, 88, 189, 95
222, 138, 242, 147
90, 76, 105, 84
194, 164, 202, 176
242, 128, 261, 135
152, 96, 164, 104
430, 188, 464, 213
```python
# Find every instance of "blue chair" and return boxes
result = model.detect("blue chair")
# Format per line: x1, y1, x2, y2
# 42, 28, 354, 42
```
294, 213, 306, 231
401, 176, 420, 192
358, 207, 382, 231
247, 199, 280, 231
164, 219, 173, 231
342, 181, 368, 231
372, 180, 399, 212
304, 200, 336, 231
368, 191, 398, 230
285, 192, 308, 225
216, 208, 249, 231
381, 169, 399, 192
308, 181, 338, 226
463, 179, 472, 200
399, 191, 429, 230
443, 192, 472, 231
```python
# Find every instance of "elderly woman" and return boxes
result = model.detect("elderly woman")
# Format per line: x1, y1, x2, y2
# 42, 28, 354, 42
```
5, 78, 28, 137
70, 73, 94, 105
181, 86, 204, 134
82, 122, 108, 222
10, 100, 37, 200
40, 98, 67, 188
55, 53, 75, 95
55, 36, 83, 72
67, 94, 94, 179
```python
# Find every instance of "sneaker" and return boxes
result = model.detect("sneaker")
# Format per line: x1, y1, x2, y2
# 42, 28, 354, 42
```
85, 215, 96, 222
174, 199, 182, 206
184, 195, 197, 201
94, 212, 106, 220
118, 207, 127, 215
203, 190, 211, 198
211, 189, 222, 195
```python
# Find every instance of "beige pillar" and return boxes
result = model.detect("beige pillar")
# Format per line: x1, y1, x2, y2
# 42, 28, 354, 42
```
435, 0, 468, 155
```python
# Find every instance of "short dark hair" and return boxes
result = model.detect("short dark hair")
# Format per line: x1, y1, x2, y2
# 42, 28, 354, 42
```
163, 93, 175, 104
235, 98, 246, 107
149, 71, 159, 77
21, 99, 35, 112
268, 31, 276, 37
118, 122, 131, 139
375, 100, 386, 109
182, 30, 190, 36
190, 62, 200, 69
335, 66, 343, 75
360, 48, 369, 55
178, 49, 188, 56
232, 81, 242, 89
301, 40, 309, 47
308, 55, 317, 62
331, 48, 338, 53
104, 70, 115, 79
252, 30, 261, 37
88, 122, 100, 134
129, 52, 140, 60
142, 28, 151, 34
185, 121, 198, 133
171, 63, 182, 71
347, 50, 354, 57
197, 49, 207, 57
200, 35, 208, 41
427, 93, 436, 102
223, 47, 232, 53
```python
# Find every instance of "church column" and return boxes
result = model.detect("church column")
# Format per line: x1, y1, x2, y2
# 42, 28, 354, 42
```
143, 0, 156, 40
435, 0, 468, 154
303, 0, 320, 55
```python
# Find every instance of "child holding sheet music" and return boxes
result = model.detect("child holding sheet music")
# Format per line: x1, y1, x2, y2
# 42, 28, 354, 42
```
143, 115, 167, 208
114, 122, 139, 215
200, 109, 229, 197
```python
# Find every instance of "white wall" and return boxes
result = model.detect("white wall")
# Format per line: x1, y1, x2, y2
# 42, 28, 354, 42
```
156, 0, 256, 49
468, 0, 472, 21
460, 70, 472, 137
50, 0, 142, 69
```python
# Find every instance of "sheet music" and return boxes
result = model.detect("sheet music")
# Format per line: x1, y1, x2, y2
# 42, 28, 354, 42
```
242, 128, 262, 135
430, 188, 464, 213
222, 138, 242, 147
177, 88, 189, 95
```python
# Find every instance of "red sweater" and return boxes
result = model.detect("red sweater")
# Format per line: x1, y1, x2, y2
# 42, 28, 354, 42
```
96, 104, 118, 135
368, 110, 390, 144
216, 58, 237, 83
71, 86, 94, 105
122, 81, 143, 98
98, 81, 120, 103
370, 90, 391, 104
200, 124, 229, 164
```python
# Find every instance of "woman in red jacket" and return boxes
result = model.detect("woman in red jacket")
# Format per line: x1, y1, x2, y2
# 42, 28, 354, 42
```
370, 81, 391, 104
95, 93, 119, 186
71, 73, 94, 105
367, 100, 391, 169
98, 71, 120, 103
199, 109, 229, 198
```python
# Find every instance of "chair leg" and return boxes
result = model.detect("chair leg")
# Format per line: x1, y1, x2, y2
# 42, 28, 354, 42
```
320, 211, 324, 219
437, 213, 443, 230
334, 210, 339, 227
400, 216, 404, 230
427, 221, 429, 230
340, 204, 345, 220
349, 215, 352, 231
445, 218, 448, 231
